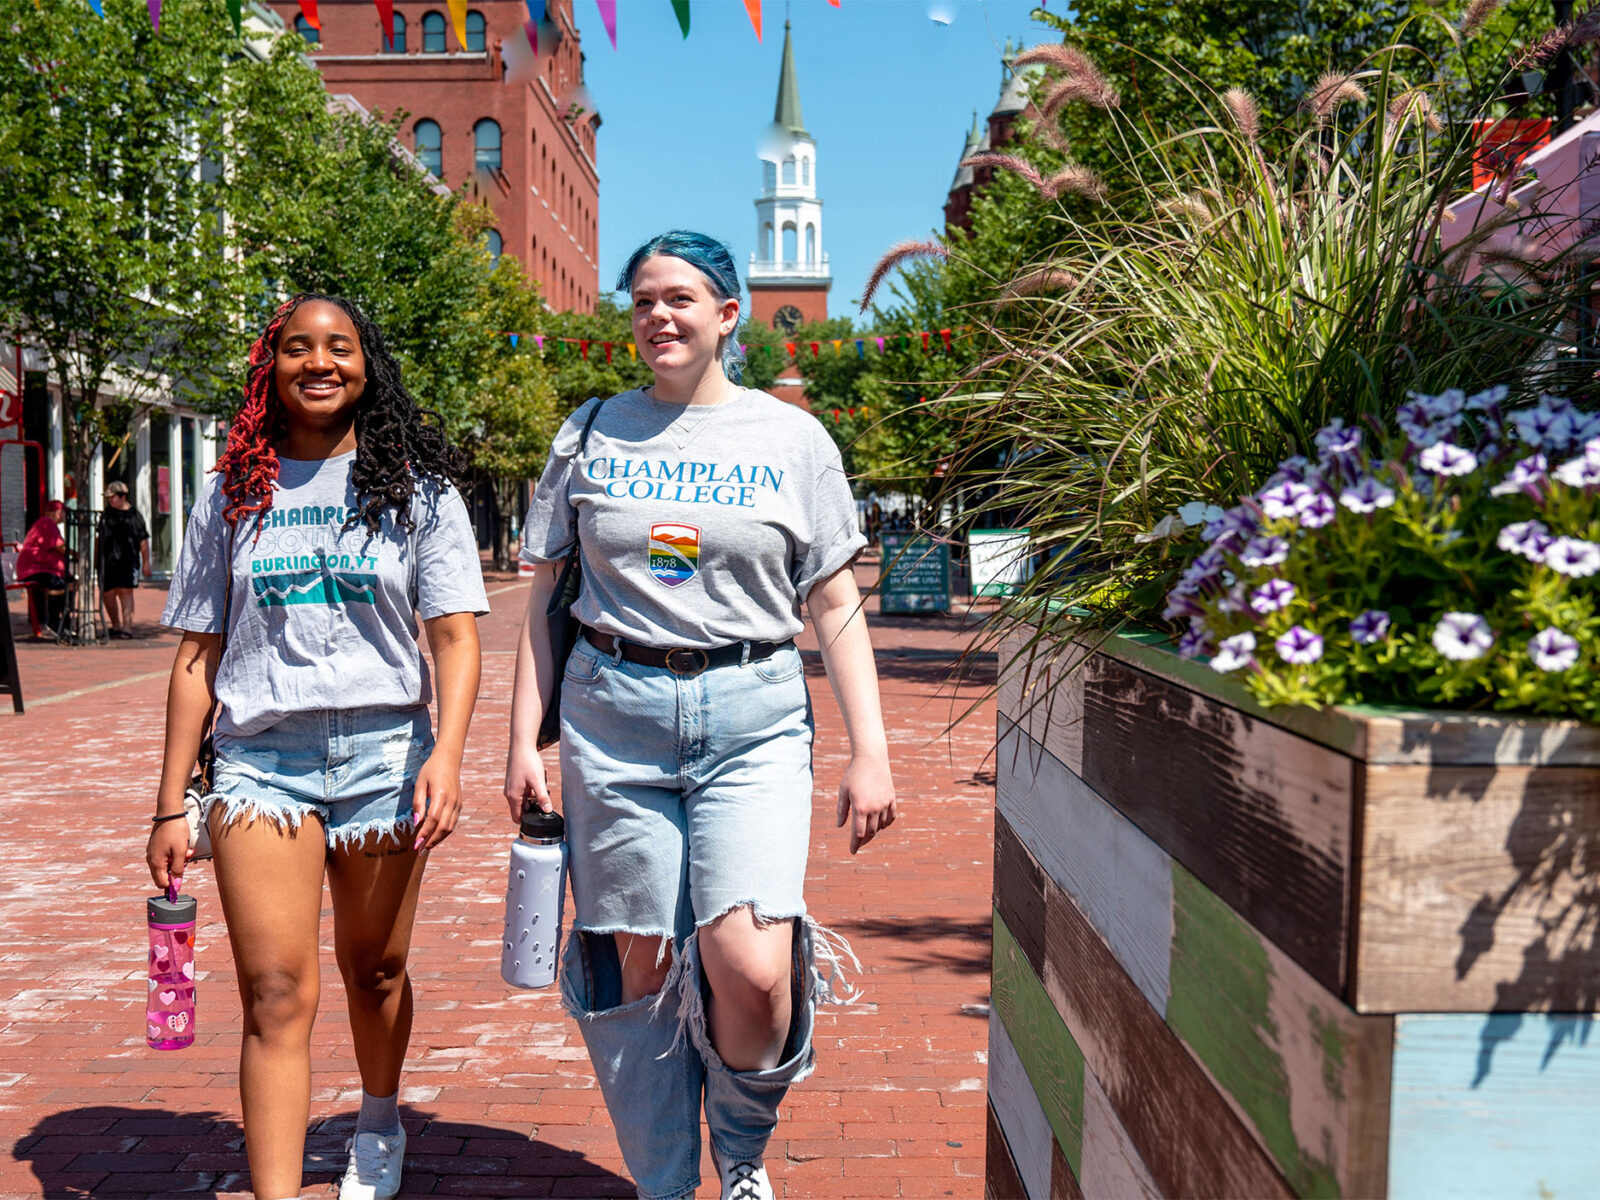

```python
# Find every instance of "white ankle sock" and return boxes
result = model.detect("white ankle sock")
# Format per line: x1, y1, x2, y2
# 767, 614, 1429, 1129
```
356, 1088, 401, 1135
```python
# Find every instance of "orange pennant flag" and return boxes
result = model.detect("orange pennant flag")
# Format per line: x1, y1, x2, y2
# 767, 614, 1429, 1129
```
627, 344, 637, 360
743, 0, 761, 40
299, 0, 320, 28
831, 339, 842, 356
446, 0, 468, 48
785, 342, 796, 358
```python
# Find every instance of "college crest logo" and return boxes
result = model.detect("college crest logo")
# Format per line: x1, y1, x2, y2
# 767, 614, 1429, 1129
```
648, 523, 700, 588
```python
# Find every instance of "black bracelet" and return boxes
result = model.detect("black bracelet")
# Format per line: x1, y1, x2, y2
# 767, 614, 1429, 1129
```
151, 812, 187, 825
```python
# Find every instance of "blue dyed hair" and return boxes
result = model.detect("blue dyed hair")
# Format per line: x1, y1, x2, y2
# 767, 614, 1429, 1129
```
616, 230, 747, 384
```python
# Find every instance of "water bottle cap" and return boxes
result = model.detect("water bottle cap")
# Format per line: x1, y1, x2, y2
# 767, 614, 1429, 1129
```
148, 892, 197, 923
519, 808, 564, 840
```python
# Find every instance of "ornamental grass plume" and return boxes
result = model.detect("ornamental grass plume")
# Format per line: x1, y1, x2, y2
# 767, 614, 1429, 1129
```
1305, 70, 1369, 125
857, 240, 947, 313
1458, 0, 1502, 38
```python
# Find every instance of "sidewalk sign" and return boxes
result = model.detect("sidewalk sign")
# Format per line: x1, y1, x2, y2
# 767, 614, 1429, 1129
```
969, 528, 1032, 598
879, 533, 950, 614
0, 581, 21, 713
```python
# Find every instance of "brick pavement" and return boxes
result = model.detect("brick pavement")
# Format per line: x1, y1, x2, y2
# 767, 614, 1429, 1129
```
0, 559, 998, 1198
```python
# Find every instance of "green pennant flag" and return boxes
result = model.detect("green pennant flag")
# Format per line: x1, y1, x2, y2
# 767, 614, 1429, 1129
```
671, 0, 690, 38
227, 0, 242, 36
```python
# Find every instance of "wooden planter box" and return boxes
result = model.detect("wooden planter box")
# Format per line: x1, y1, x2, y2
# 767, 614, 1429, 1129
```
987, 630, 1600, 1199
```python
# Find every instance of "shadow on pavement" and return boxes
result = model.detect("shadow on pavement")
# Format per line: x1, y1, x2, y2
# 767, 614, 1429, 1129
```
13, 1104, 632, 1198
834, 915, 994, 977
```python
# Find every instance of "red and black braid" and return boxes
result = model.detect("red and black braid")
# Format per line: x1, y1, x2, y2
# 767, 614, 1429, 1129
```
213, 294, 469, 534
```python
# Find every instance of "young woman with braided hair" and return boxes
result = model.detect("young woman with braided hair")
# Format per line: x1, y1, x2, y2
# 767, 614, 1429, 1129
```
147, 295, 487, 1200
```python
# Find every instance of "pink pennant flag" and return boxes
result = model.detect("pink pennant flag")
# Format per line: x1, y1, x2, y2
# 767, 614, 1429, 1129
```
874, 337, 884, 352
148, 0, 161, 30
534, 334, 545, 350
523, 19, 538, 55
595, 0, 617, 49
742, 0, 761, 41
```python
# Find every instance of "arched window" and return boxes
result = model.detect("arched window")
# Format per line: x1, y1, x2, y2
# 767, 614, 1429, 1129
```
782, 222, 798, 265
383, 12, 406, 52
802, 156, 811, 186
414, 119, 442, 177
465, 11, 487, 51
422, 11, 446, 52
763, 161, 776, 192
294, 15, 319, 45
762, 222, 774, 260
805, 223, 817, 263
485, 229, 502, 265
474, 119, 502, 172
782, 156, 796, 186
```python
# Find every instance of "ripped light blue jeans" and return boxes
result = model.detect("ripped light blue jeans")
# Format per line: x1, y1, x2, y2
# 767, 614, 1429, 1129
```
209, 706, 433, 852
557, 634, 857, 1200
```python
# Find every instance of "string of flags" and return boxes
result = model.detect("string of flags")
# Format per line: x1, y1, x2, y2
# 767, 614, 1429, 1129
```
500, 329, 965, 361
101, 0, 843, 46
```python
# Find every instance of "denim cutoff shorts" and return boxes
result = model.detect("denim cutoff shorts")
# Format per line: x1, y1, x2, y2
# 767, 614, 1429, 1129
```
559, 633, 815, 943
209, 706, 434, 852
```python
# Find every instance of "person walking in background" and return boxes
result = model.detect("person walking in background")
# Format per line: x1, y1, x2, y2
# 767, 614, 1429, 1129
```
504, 231, 897, 1200
146, 294, 487, 1200
97, 480, 151, 639
15, 500, 70, 641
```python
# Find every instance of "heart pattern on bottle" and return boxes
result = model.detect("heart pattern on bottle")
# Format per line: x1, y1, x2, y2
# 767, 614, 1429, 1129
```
148, 1022, 163, 1040
180, 961, 194, 980
166, 1012, 189, 1033
159, 990, 177, 1005
153, 944, 170, 964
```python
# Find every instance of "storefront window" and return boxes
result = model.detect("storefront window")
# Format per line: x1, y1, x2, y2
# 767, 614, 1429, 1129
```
150, 413, 172, 571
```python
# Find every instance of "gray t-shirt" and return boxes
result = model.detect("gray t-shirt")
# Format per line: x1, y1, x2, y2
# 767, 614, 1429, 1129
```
521, 388, 865, 648
162, 452, 489, 736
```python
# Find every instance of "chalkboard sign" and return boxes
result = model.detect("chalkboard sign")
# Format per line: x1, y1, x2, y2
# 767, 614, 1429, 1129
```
879, 533, 950, 614
0, 579, 22, 713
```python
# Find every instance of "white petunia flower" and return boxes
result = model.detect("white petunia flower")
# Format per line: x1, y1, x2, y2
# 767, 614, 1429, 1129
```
1258, 481, 1312, 521
1239, 535, 1290, 567
1418, 441, 1478, 476
1497, 520, 1552, 563
1209, 632, 1256, 673
1545, 537, 1600, 577
1528, 628, 1580, 672
1432, 612, 1494, 661
1274, 625, 1324, 665
1339, 476, 1396, 513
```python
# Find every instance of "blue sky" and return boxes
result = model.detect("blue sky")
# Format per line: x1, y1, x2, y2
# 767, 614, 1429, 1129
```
566, 0, 1055, 320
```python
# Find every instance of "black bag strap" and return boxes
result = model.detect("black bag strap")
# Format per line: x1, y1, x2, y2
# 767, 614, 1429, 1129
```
563, 397, 605, 572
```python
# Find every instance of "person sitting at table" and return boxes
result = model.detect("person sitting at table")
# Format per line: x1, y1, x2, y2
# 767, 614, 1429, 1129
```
15, 500, 70, 641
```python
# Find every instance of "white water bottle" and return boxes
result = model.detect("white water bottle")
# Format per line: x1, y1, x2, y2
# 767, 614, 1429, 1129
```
501, 808, 566, 988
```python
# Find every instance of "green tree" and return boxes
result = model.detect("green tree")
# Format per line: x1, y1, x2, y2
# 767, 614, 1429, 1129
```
0, 0, 254, 492
537, 299, 652, 418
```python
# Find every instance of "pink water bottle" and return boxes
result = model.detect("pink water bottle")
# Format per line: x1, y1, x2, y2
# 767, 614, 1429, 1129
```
146, 882, 196, 1050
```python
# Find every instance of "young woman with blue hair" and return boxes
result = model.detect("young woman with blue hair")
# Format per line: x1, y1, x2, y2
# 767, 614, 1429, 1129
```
504, 230, 896, 1200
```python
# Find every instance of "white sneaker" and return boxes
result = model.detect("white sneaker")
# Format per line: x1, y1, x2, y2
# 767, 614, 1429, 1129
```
339, 1127, 405, 1199
719, 1159, 775, 1200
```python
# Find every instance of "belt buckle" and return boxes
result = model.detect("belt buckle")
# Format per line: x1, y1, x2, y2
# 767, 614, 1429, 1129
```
665, 647, 710, 677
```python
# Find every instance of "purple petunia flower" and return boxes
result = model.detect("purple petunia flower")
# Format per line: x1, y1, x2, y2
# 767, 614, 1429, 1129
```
1528, 627, 1580, 672
1275, 625, 1324, 665
1239, 535, 1291, 567
1399, 390, 1466, 448
1297, 492, 1336, 528
1162, 582, 1205, 621
1465, 384, 1509, 412
1339, 476, 1396, 513
1552, 438, 1600, 490
1490, 453, 1549, 499
1177, 622, 1213, 660
1349, 609, 1391, 645
1178, 549, 1228, 587
1313, 419, 1363, 466
1249, 578, 1296, 614
1259, 481, 1312, 521
1432, 612, 1494, 661
1497, 520, 1553, 563
1546, 537, 1600, 578
1201, 505, 1258, 551
1209, 632, 1256, 673
1418, 440, 1479, 476
1266, 456, 1321, 488
1510, 395, 1578, 452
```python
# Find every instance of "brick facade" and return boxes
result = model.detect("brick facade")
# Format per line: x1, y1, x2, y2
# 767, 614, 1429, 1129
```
269, 0, 600, 311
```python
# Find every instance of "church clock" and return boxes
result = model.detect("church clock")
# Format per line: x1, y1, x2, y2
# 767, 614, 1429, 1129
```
772, 305, 804, 333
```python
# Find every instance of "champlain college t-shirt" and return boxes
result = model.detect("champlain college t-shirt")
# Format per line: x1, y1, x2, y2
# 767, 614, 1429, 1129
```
521, 388, 867, 649
163, 453, 489, 736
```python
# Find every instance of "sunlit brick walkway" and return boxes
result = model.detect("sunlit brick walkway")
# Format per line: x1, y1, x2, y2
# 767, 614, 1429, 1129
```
0, 558, 996, 1198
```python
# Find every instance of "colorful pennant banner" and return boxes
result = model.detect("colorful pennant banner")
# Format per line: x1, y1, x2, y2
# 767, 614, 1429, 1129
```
671, 0, 690, 38
595, 0, 617, 50
374, 0, 395, 49
497, 328, 963, 360
446, 0, 468, 50
298, 0, 320, 31
743, 0, 762, 41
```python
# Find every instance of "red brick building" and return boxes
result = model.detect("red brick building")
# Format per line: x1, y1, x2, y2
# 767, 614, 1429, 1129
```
269, 0, 600, 311
945, 39, 1036, 234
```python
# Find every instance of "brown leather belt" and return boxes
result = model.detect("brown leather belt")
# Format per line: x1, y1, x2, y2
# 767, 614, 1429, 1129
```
580, 626, 791, 677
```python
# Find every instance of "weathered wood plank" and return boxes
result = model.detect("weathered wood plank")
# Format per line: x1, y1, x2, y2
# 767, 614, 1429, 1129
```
1093, 631, 1600, 767
986, 1099, 1030, 1200
1076, 651, 1355, 993
1078, 1068, 1160, 1200
987, 1009, 1058, 1200
1050, 1130, 1086, 1200
1038, 877, 1293, 1198
993, 802, 1047, 978
1166, 863, 1393, 1198
991, 912, 1086, 1176
1388, 1012, 1600, 1198
1356, 763, 1600, 1013
996, 721, 1173, 1016
998, 630, 1087, 774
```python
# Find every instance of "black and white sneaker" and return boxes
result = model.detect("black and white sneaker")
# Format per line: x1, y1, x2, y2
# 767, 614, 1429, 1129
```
718, 1158, 774, 1200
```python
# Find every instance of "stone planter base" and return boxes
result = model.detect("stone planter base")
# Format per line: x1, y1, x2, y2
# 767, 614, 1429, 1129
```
988, 631, 1600, 1198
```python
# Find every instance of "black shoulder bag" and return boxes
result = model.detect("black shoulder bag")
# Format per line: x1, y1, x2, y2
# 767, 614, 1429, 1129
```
537, 398, 605, 749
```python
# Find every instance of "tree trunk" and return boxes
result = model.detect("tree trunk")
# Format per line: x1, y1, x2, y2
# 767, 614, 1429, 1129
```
490, 475, 525, 572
